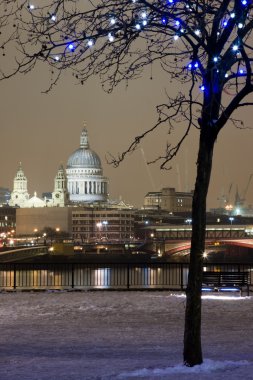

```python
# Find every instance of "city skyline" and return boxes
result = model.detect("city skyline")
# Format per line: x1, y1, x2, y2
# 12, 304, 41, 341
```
1, 64, 253, 209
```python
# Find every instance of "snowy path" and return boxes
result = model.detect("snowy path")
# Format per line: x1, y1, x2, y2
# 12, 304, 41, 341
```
0, 291, 252, 379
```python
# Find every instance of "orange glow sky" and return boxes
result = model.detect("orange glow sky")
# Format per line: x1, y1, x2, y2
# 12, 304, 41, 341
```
1, 63, 253, 210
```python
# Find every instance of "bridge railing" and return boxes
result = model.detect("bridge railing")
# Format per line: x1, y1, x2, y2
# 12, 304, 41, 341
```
0, 246, 48, 263
0, 262, 252, 291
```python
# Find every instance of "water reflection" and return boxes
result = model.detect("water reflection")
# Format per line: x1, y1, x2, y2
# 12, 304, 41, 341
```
0, 265, 189, 290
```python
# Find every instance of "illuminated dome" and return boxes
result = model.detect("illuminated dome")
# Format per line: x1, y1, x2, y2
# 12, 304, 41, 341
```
66, 127, 108, 203
67, 149, 101, 169
67, 129, 102, 170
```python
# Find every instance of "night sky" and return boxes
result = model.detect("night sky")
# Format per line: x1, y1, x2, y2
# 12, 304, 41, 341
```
1, 62, 253, 209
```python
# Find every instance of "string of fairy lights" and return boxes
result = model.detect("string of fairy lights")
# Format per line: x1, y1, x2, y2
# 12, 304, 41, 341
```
25, 0, 252, 93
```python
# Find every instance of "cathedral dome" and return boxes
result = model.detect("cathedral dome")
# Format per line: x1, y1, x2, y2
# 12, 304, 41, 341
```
67, 128, 102, 169
66, 127, 108, 203
67, 148, 101, 169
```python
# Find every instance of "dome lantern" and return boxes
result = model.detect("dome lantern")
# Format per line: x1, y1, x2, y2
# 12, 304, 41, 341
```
80, 127, 89, 149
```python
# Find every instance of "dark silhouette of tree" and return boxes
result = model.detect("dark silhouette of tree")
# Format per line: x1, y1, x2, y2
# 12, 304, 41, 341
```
1, 0, 253, 366
42, 227, 70, 243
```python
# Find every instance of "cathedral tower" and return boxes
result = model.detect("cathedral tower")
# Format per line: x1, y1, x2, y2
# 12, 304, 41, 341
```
52, 164, 69, 207
9, 163, 30, 207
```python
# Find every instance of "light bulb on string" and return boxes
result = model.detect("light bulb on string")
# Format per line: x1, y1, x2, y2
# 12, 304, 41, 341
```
68, 43, 75, 51
108, 33, 114, 42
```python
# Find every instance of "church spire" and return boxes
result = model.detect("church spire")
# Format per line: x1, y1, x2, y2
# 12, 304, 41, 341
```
80, 122, 89, 149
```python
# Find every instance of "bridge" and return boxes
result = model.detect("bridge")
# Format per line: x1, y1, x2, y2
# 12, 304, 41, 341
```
150, 224, 253, 240
0, 246, 48, 262
162, 239, 253, 256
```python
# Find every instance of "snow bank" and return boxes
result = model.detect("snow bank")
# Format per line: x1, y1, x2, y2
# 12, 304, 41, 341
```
118, 359, 250, 378
0, 291, 252, 379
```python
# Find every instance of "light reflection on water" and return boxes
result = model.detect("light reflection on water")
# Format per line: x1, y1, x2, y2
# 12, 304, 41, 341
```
0, 266, 189, 290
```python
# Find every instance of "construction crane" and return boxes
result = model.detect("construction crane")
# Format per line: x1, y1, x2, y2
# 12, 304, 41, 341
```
217, 182, 233, 208
226, 183, 233, 205
140, 148, 156, 191
241, 174, 253, 205
234, 174, 253, 209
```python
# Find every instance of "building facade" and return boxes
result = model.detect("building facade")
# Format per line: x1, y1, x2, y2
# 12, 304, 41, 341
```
16, 207, 74, 236
143, 187, 193, 213
72, 208, 135, 242
0, 207, 16, 234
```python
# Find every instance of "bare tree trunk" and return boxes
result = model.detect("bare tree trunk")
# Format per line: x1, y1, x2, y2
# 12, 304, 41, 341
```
183, 128, 216, 366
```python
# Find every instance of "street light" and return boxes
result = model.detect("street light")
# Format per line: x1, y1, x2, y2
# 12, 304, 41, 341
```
55, 227, 60, 242
96, 222, 102, 241
229, 217, 234, 225
102, 220, 108, 240
34, 228, 38, 244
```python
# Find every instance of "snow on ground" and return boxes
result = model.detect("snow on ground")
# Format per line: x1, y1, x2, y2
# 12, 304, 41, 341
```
0, 291, 252, 379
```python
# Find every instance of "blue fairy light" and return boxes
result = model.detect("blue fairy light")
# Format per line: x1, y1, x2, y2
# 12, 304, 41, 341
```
188, 62, 198, 70
68, 43, 74, 51
200, 85, 205, 91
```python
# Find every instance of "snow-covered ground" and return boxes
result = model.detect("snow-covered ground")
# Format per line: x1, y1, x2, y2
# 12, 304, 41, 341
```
0, 291, 252, 379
